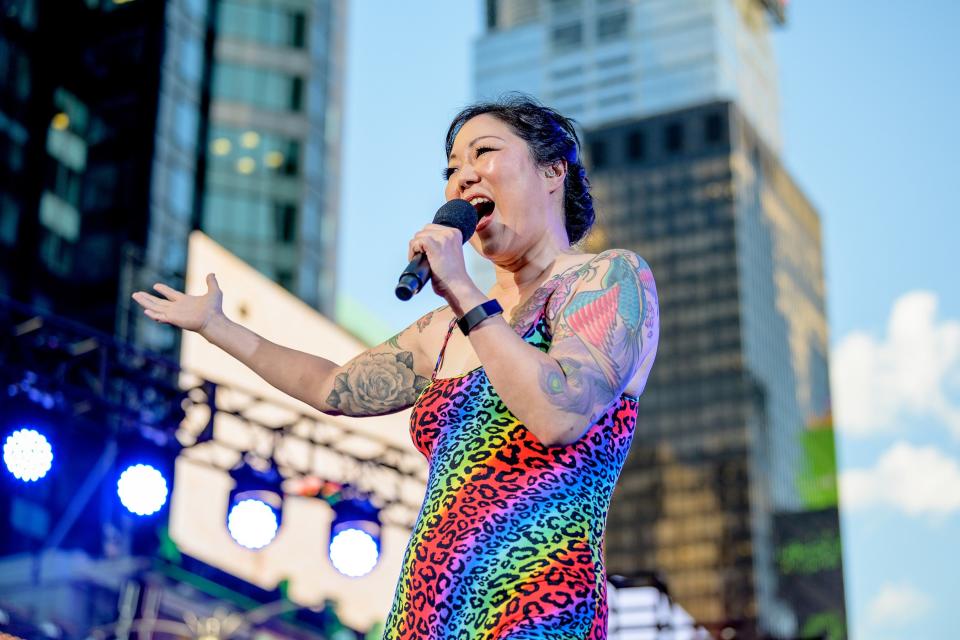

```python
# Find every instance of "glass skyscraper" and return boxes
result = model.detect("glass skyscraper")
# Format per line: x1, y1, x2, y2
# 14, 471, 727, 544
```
584, 101, 844, 639
478, 0, 784, 152
474, 1, 845, 638
0, 0, 345, 354
202, 0, 345, 314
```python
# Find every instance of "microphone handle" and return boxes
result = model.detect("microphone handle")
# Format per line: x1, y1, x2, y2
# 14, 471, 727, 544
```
395, 252, 431, 301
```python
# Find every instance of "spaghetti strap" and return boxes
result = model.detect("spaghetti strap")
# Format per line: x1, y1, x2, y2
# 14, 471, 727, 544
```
431, 317, 459, 381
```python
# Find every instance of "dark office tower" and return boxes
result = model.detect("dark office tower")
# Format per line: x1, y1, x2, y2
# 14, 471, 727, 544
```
0, 0, 174, 334
201, 0, 345, 314
0, 0, 345, 351
474, 1, 844, 638
584, 103, 845, 639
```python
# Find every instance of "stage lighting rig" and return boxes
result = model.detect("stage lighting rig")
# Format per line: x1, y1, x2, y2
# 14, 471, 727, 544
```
227, 453, 284, 550
328, 489, 382, 578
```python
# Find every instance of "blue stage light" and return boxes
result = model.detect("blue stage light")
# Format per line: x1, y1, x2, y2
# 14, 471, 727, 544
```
329, 496, 381, 577
3, 428, 53, 482
227, 454, 284, 550
227, 498, 280, 550
117, 463, 169, 516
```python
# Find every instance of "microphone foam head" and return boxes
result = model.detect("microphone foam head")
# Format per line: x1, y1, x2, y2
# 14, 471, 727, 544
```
434, 199, 478, 243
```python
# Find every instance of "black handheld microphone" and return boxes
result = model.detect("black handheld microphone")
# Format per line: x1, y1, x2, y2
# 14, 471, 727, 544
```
395, 199, 478, 301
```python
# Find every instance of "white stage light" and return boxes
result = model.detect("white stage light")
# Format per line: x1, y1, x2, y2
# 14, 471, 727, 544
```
3, 428, 53, 482
329, 528, 380, 577
117, 463, 169, 516
227, 498, 280, 550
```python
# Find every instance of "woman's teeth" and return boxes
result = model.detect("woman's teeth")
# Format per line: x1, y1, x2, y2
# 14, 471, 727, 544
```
469, 197, 495, 218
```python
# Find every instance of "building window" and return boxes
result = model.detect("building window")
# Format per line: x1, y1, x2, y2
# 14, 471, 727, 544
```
551, 65, 583, 80
291, 13, 306, 48
0, 194, 20, 246
488, 0, 540, 29
486, 0, 497, 29
550, 0, 582, 13
597, 54, 630, 69
705, 112, 724, 144
627, 130, 646, 161
589, 140, 607, 170
276, 269, 294, 291
597, 10, 629, 41
274, 203, 297, 243
213, 63, 304, 112
219, 1, 307, 49
551, 22, 582, 50
208, 126, 301, 177
665, 122, 684, 154
551, 84, 585, 100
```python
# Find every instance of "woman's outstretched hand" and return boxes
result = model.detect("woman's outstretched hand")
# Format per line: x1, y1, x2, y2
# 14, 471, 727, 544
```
131, 273, 223, 335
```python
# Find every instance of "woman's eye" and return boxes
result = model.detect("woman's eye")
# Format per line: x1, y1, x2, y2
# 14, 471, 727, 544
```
443, 167, 457, 180
475, 146, 494, 157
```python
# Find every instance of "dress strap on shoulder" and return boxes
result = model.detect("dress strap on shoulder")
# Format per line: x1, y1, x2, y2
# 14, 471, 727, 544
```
431, 317, 459, 381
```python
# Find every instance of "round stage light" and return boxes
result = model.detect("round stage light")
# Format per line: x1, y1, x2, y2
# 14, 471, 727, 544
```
329, 496, 382, 577
3, 428, 53, 482
227, 498, 279, 550
227, 454, 284, 550
117, 463, 169, 516
329, 528, 380, 577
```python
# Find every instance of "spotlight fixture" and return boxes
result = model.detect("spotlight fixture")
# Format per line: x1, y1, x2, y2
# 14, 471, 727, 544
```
328, 493, 381, 577
112, 427, 178, 519
116, 463, 169, 516
227, 454, 284, 550
3, 428, 53, 482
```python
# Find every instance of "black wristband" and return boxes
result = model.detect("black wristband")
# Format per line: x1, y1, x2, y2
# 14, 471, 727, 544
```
457, 299, 503, 336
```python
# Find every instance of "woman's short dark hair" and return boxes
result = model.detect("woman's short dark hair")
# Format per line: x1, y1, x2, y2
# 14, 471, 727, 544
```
445, 94, 595, 245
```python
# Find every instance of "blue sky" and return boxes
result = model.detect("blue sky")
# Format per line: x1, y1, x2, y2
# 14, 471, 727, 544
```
337, 2, 959, 638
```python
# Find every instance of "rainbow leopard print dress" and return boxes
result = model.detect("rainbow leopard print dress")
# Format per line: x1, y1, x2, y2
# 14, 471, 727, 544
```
382, 305, 638, 640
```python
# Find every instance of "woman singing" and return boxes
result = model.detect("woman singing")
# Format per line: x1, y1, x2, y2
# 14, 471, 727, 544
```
133, 95, 659, 640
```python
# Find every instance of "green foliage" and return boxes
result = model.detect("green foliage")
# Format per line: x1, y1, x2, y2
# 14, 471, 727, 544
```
801, 610, 846, 640
777, 532, 842, 575
797, 419, 839, 509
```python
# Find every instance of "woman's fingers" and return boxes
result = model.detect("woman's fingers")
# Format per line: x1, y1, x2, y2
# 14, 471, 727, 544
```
206, 273, 220, 293
407, 224, 464, 262
143, 308, 165, 323
132, 291, 170, 311
153, 283, 183, 300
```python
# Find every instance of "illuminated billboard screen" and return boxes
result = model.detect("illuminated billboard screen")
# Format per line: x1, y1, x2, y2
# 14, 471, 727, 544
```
774, 509, 847, 640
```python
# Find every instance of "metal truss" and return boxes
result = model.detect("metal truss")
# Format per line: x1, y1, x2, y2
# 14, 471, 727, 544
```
0, 295, 427, 530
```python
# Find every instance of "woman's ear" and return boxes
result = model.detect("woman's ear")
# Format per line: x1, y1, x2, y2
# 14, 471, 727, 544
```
544, 159, 567, 191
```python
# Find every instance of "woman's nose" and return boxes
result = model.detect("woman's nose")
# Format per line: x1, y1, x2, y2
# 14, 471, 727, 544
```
456, 163, 479, 193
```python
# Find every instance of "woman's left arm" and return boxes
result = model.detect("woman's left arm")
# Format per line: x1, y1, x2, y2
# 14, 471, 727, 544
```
447, 248, 659, 446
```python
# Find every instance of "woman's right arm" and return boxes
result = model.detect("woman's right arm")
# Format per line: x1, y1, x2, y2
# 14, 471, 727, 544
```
132, 273, 441, 417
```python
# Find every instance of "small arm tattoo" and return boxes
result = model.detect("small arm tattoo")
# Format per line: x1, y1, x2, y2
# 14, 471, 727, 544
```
417, 308, 438, 333
539, 356, 613, 415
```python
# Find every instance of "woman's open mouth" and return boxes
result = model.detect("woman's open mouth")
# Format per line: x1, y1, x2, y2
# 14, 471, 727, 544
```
469, 196, 495, 231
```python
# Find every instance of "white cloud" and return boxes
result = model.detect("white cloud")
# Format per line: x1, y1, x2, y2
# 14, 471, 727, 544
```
832, 290, 960, 437
865, 581, 932, 628
840, 441, 960, 516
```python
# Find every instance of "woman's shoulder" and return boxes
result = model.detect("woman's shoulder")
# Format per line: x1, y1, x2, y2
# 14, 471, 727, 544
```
557, 248, 648, 278
545, 248, 654, 311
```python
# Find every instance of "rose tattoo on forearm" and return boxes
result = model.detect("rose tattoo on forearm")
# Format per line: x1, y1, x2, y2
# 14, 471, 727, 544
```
326, 351, 430, 416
